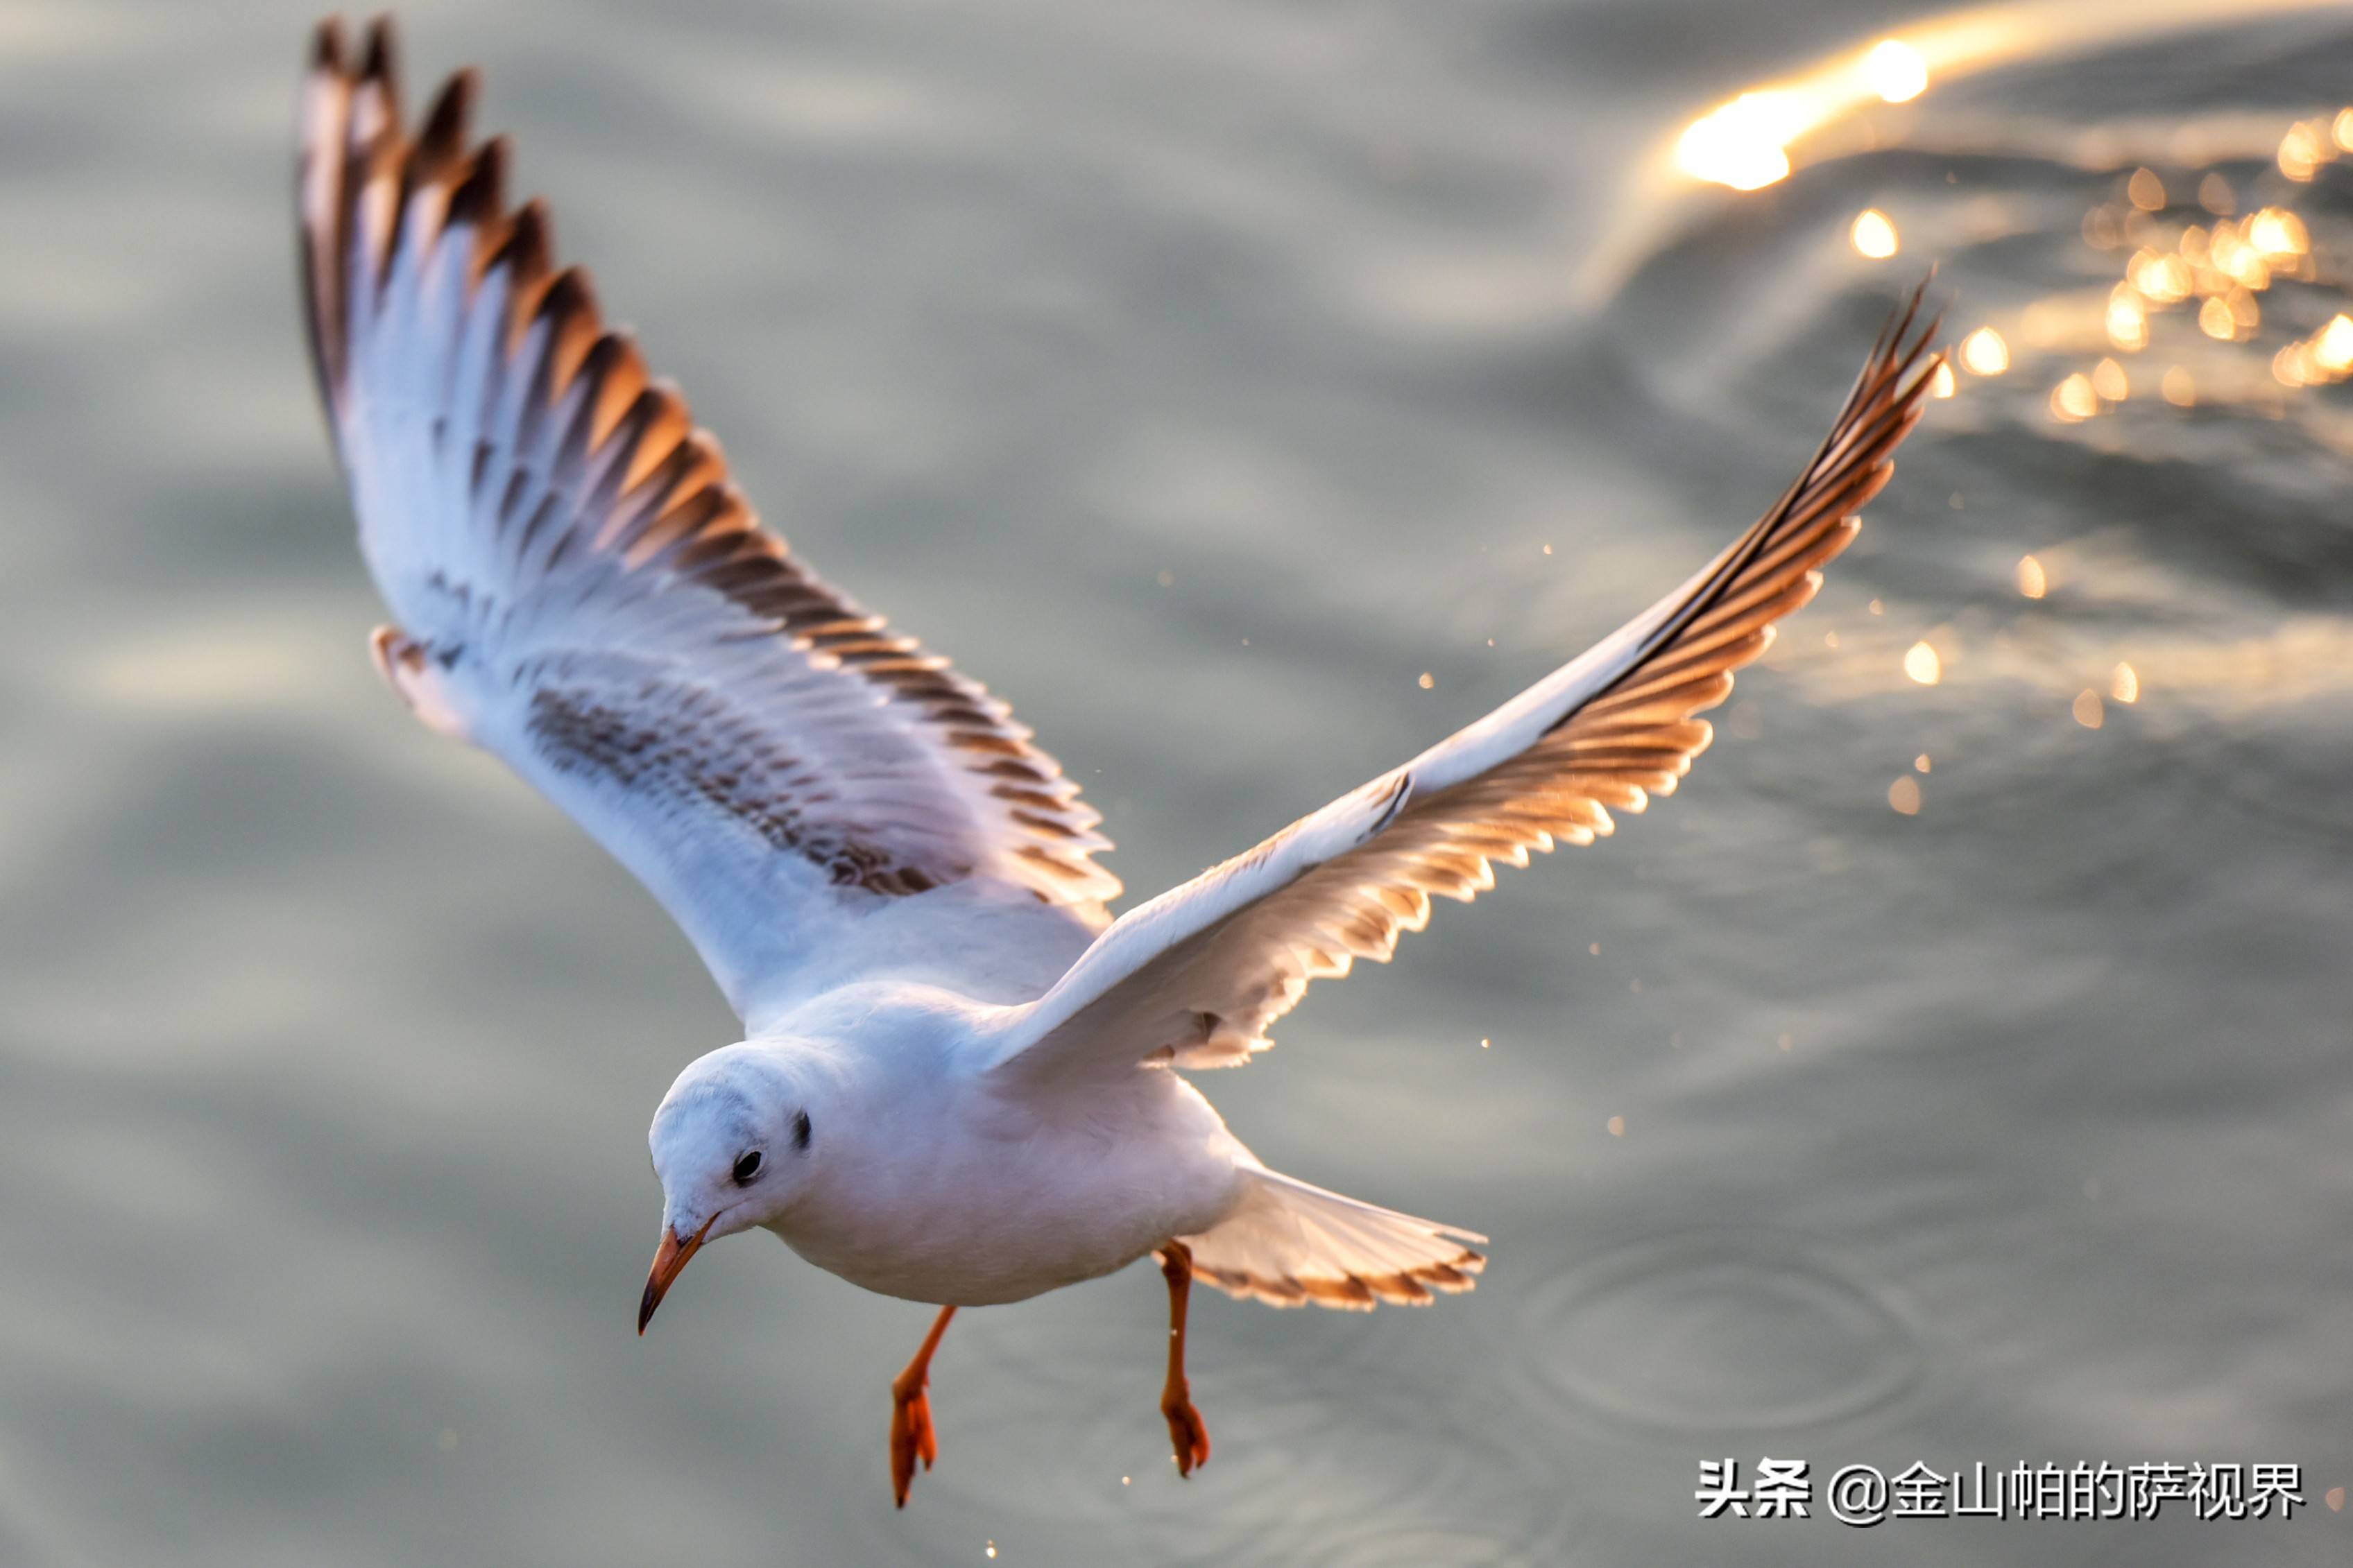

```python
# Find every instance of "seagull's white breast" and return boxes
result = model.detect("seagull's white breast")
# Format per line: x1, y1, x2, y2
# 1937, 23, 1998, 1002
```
776, 1048, 1251, 1307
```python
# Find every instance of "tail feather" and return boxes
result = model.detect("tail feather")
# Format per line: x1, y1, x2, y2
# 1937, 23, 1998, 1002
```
1181, 1168, 1486, 1311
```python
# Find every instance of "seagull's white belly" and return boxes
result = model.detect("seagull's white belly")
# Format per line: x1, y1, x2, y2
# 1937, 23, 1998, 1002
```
775, 1071, 1250, 1306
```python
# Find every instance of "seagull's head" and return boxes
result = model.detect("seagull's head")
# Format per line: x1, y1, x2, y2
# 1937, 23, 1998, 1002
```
638, 1041, 823, 1334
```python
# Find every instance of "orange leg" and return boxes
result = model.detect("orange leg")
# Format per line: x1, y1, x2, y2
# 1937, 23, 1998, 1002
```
1157, 1242, 1212, 1476
889, 1304, 956, 1508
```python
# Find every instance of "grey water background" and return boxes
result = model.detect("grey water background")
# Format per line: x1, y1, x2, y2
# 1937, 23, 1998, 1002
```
4, 0, 2352, 1562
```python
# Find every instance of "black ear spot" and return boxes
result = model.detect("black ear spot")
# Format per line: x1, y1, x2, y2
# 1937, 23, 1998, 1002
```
792, 1110, 812, 1153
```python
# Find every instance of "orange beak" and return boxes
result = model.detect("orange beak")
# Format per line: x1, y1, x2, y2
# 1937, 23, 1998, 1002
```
638, 1216, 715, 1335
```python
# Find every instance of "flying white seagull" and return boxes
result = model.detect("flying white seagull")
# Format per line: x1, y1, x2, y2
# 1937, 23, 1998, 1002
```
299, 17, 1940, 1505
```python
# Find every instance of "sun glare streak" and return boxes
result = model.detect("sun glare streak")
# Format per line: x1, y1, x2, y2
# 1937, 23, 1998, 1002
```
1864, 40, 1929, 102
1663, 0, 2351, 196
1675, 92, 1806, 189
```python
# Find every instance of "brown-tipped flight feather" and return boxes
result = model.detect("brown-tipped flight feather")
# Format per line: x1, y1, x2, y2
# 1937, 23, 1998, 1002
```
297, 15, 1120, 997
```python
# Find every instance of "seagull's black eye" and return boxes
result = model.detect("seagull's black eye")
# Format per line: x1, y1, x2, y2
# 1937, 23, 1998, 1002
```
792, 1110, 812, 1153
731, 1149, 764, 1185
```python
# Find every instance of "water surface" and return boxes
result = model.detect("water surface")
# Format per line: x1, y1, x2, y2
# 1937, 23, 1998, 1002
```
3, 1, 2351, 1562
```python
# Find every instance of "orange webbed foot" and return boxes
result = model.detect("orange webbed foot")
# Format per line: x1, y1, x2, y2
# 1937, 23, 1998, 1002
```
1161, 1380, 1212, 1477
889, 1370, 939, 1507
1156, 1242, 1210, 1477
888, 1304, 956, 1507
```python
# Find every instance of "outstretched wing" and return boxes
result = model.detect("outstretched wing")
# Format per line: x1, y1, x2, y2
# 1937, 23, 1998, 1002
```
299, 19, 1117, 1024
987, 293, 1940, 1084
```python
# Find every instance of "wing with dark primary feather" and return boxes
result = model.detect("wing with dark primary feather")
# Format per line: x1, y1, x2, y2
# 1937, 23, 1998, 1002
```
989, 293, 1942, 1083
298, 18, 1117, 1025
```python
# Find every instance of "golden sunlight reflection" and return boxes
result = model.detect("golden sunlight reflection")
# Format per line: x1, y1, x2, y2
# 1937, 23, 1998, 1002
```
2278, 119, 2333, 181
1851, 208, 1899, 258
1931, 361, 1957, 398
2127, 168, 2166, 212
2126, 251, 2191, 304
2073, 689, 2106, 728
1960, 327, 2010, 375
1675, 92, 1803, 189
2161, 365, 2195, 406
1903, 641, 1943, 685
2105, 285, 2149, 352
2270, 314, 2353, 388
2316, 314, 2353, 371
2245, 207, 2309, 261
2051, 373, 2098, 422
1915, 754, 1933, 773
2091, 357, 2129, 401
1654, 0, 2353, 203
1888, 776, 1923, 815
2017, 555, 2047, 598
1588, 0, 2353, 303
2111, 662, 2140, 704
1864, 39, 1928, 103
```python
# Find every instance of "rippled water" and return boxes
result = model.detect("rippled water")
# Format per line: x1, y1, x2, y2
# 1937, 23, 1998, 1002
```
5, 1, 2352, 1563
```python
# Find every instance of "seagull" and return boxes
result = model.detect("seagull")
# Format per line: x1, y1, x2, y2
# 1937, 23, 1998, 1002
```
298, 17, 1940, 1506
